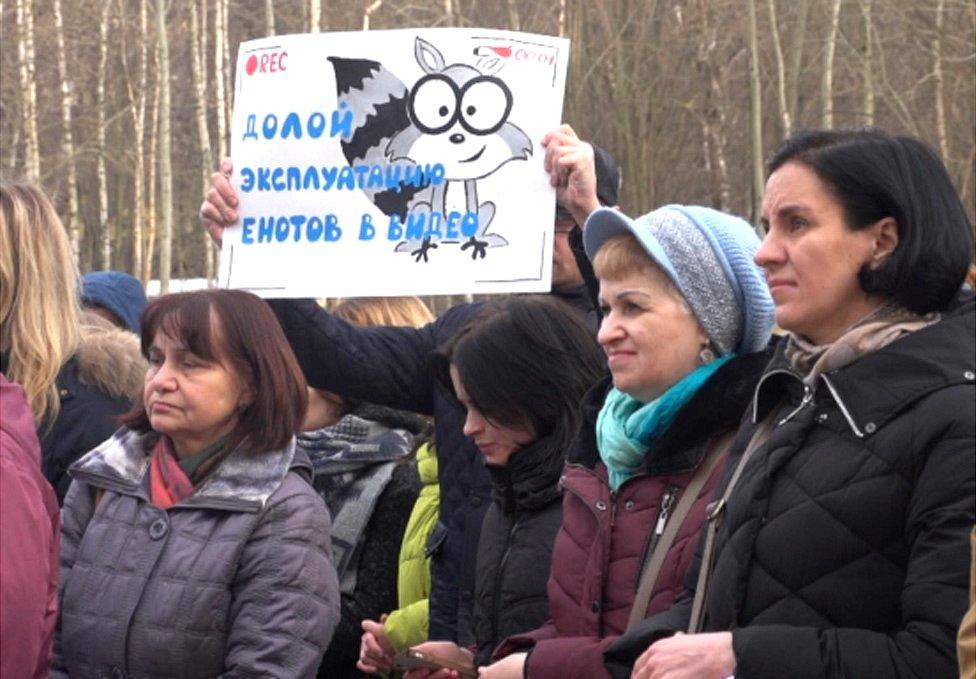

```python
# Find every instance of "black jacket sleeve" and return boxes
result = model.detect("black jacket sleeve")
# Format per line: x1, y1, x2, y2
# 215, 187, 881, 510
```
269, 299, 458, 416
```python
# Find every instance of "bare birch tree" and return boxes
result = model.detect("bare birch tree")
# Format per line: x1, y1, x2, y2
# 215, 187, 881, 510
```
15, 0, 39, 181
191, 0, 216, 280
214, 0, 229, 159
363, 1, 382, 30
785, 0, 809, 126
860, 0, 874, 125
53, 0, 81, 259
932, 0, 949, 163
767, 0, 791, 136
821, 0, 842, 129
506, 0, 521, 30
142, 65, 160, 286
121, 0, 150, 279
97, 0, 113, 268
156, 0, 172, 293
309, 0, 321, 32
746, 0, 764, 226
265, 0, 276, 35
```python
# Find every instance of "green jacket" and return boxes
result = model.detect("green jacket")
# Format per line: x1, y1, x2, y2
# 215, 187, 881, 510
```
385, 442, 439, 651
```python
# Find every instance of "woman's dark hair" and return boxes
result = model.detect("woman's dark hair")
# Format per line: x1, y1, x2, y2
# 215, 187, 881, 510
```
121, 289, 308, 453
433, 296, 606, 454
767, 128, 974, 313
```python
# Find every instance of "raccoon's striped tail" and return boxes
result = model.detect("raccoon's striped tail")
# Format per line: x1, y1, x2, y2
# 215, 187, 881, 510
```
328, 56, 429, 221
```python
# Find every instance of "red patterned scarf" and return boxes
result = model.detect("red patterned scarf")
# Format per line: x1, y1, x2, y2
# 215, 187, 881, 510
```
149, 437, 195, 509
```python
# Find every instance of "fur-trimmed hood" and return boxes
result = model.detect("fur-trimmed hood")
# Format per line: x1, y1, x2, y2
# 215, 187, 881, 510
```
75, 318, 146, 401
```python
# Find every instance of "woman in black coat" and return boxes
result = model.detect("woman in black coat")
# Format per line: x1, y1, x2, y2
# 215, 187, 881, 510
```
609, 129, 975, 679
360, 296, 605, 676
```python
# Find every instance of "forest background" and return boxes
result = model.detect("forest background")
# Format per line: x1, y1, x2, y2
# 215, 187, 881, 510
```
2, 0, 974, 307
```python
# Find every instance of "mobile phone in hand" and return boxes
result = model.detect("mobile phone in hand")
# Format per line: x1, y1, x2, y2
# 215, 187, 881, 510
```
392, 648, 478, 678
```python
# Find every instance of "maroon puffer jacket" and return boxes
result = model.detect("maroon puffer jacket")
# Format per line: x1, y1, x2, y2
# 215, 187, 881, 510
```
493, 351, 770, 678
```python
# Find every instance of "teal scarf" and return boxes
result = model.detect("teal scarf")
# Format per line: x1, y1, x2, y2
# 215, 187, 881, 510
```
597, 355, 733, 491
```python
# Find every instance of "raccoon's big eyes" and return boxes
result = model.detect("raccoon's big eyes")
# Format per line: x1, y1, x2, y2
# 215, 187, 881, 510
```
458, 77, 513, 135
409, 74, 460, 134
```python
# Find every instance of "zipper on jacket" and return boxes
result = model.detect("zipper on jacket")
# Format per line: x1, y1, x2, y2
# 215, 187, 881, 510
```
777, 384, 813, 426
633, 484, 679, 590
489, 518, 521, 651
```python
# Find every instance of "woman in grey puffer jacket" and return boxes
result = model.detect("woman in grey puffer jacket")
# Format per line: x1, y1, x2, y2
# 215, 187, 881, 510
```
53, 290, 341, 678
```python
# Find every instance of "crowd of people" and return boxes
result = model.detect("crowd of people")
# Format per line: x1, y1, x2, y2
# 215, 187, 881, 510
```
1, 119, 974, 679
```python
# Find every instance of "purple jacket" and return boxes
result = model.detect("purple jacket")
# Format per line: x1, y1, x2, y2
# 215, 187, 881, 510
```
1, 375, 61, 679
494, 352, 769, 678
53, 428, 340, 678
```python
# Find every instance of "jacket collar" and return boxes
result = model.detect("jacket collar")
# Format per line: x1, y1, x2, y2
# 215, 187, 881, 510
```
754, 292, 975, 437
69, 427, 308, 511
568, 347, 773, 475
488, 433, 564, 514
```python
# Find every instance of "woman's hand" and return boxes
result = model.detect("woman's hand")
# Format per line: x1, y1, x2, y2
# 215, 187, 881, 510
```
631, 632, 735, 679
199, 157, 237, 246
357, 615, 395, 675
542, 124, 602, 226
477, 652, 527, 678
402, 641, 475, 679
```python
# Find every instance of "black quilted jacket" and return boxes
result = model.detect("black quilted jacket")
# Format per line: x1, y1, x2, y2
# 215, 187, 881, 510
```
606, 291, 975, 679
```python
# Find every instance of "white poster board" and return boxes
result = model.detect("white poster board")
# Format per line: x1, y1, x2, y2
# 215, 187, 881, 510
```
217, 28, 570, 298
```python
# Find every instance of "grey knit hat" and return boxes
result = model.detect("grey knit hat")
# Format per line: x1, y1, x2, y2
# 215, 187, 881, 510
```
583, 204, 775, 355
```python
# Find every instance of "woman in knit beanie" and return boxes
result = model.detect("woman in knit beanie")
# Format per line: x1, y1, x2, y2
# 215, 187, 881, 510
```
480, 195, 775, 678
610, 129, 974, 679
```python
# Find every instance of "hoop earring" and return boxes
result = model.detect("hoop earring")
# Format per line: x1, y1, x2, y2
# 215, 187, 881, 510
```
698, 346, 715, 365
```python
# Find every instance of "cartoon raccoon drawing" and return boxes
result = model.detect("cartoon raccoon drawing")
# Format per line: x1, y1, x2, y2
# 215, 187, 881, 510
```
329, 37, 532, 261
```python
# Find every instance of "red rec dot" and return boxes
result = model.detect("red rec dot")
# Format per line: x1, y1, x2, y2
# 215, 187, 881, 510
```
246, 54, 258, 75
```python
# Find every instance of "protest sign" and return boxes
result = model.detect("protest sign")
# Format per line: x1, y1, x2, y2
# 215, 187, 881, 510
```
217, 28, 570, 298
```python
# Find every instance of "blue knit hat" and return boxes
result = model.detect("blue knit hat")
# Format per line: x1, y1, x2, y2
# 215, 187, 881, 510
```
80, 271, 148, 334
584, 205, 774, 355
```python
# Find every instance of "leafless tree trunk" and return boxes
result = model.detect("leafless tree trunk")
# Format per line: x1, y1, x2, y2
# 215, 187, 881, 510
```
214, 0, 229, 159
309, 0, 321, 32
785, 0, 809, 128
363, 1, 382, 30
557, 0, 566, 37
191, 0, 215, 280
746, 0, 764, 226
15, 0, 39, 181
128, 0, 149, 279
697, 0, 732, 212
199, 0, 208, 90
97, 0, 113, 269
506, 0, 521, 30
156, 0, 172, 294
143, 66, 160, 286
767, 0, 791, 136
932, 0, 949, 164
53, 0, 81, 260
860, 0, 874, 125
265, 0, 275, 35
821, 0, 842, 129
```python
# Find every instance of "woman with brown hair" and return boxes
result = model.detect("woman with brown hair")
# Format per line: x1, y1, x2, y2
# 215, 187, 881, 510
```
53, 289, 340, 678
